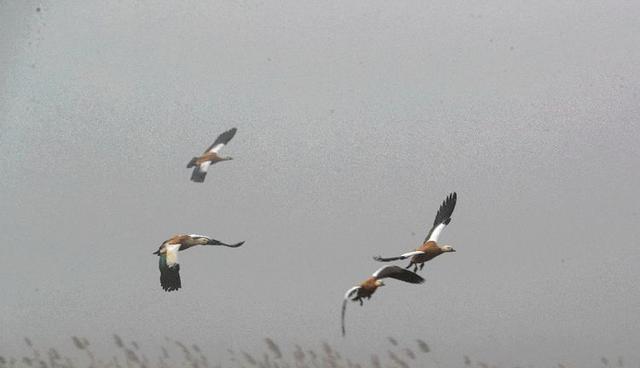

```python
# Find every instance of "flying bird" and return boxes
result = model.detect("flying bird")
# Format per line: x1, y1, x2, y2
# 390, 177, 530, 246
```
187, 127, 238, 183
373, 192, 457, 272
153, 234, 245, 292
341, 265, 424, 336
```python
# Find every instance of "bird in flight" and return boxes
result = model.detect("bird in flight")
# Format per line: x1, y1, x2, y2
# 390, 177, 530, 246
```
374, 192, 457, 272
153, 234, 245, 292
187, 127, 238, 183
341, 265, 424, 336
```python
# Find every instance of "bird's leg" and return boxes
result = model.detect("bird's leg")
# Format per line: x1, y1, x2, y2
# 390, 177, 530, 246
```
419, 263, 425, 271
359, 298, 363, 306
413, 264, 419, 272
405, 262, 412, 270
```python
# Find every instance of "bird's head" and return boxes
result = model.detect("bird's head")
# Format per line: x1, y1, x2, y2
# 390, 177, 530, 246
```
375, 280, 385, 287
441, 245, 456, 253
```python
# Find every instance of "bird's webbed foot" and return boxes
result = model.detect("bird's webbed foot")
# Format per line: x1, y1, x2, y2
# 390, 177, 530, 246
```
359, 299, 363, 306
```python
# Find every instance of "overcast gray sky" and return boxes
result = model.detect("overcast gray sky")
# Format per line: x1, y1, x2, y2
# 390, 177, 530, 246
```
2, 0, 640, 366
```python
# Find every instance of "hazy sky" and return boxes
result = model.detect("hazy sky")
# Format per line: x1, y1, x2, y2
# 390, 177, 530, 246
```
2, 1, 640, 366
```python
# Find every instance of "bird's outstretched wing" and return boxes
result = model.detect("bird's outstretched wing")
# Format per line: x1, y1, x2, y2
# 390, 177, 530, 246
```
372, 265, 425, 284
373, 250, 425, 263
159, 247, 181, 292
341, 286, 360, 337
199, 236, 245, 248
423, 192, 457, 243
204, 127, 237, 153
190, 163, 209, 183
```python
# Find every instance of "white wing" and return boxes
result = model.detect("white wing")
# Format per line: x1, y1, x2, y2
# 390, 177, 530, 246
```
399, 250, 425, 259
423, 192, 457, 243
373, 250, 425, 263
341, 286, 361, 336
165, 244, 180, 267
343, 286, 360, 300
190, 162, 211, 183
426, 223, 446, 243
159, 243, 182, 291
199, 161, 211, 172
209, 144, 225, 153
205, 128, 237, 153
188, 234, 209, 239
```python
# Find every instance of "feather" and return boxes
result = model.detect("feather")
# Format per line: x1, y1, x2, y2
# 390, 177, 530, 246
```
424, 193, 457, 243
205, 128, 237, 153
341, 287, 360, 336
372, 266, 424, 284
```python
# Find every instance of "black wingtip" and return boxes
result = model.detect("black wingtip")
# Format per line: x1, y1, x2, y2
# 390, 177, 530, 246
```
205, 238, 244, 248
433, 192, 457, 226
161, 283, 182, 292
401, 269, 425, 284
160, 265, 181, 292
208, 127, 238, 150
230, 241, 245, 248
373, 255, 403, 262
374, 265, 425, 284
190, 167, 207, 183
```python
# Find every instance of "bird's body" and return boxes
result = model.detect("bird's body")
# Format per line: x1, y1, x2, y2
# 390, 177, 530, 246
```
409, 241, 445, 264
353, 277, 380, 299
194, 152, 228, 166
187, 127, 237, 183
341, 265, 424, 336
374, 192, 457, 272
153, 233, 245, 292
